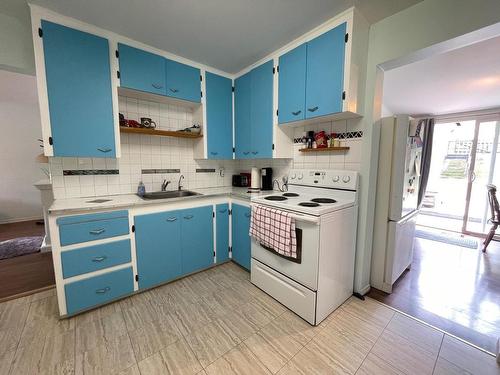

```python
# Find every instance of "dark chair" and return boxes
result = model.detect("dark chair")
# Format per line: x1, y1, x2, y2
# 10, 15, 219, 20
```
483, 184, 500, 252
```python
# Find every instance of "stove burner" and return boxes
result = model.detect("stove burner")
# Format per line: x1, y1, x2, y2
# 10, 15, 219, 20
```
265, 196, 288, 201
298, 202, 320, 207
283, 193, 299, 197
311, 198, 337, 204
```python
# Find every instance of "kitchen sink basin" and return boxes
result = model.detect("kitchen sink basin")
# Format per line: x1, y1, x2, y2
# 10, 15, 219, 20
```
139, 190, 201, 200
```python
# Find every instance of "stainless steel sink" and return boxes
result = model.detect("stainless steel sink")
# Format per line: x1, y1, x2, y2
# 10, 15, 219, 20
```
139, 190, 200, 200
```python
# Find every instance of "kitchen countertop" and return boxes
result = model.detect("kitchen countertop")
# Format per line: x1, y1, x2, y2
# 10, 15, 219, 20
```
48, 187, 275, 214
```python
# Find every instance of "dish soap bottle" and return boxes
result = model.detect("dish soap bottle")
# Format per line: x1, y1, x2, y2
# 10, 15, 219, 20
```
137, 181, 146, 197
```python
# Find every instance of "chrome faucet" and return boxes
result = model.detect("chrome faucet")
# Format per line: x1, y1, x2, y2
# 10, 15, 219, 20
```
178, 175, 185, 191
161, 179, 171, 191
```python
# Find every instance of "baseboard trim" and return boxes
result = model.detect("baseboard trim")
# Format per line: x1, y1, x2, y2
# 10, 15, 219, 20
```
0, 216, 44, 225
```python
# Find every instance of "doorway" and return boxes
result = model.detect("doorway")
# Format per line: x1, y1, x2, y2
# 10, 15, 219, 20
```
418, 116, 500, 237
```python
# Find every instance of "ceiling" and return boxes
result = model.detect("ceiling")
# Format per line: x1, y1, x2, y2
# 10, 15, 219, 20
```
383, 35, 500, 116
29, 0, 422, 73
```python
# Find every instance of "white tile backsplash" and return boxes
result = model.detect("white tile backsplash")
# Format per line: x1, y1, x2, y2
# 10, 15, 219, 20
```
49, 95, 363, 199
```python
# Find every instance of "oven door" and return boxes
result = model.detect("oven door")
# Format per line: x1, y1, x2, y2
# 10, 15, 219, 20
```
251, 217, 320, 291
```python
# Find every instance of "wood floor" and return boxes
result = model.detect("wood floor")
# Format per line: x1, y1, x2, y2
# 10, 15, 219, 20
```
0, 262, 498, 375
368, 233, 500, 354
0, 220, 55, 300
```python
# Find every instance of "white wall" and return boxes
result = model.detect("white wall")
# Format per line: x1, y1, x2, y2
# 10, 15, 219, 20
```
357, 0, 500, 294
0, 70, 44, 223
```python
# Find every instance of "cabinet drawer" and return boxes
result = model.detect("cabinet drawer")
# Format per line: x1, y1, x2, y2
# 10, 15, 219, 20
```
65, 267, 133, 315
57, 210, 129, 246
61, 239, 131, 278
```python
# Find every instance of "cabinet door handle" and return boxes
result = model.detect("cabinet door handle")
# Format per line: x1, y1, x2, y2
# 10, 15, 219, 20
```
244, 213, 251, 218
307, 106, 319, 112
166, 217, 177, 222
183, 215, 194, 220
89, 228, 105, 235
292, 110, 302, 116
169, 88, 179, 93
92, 256, 107, 262
97, 147, 112, 153
95, 286, 110, 294
151, 83, 163, 89
218, 209, 227, 213
210, 151, 218, 155
243, 151, 250, 155
251, 151, 258, 155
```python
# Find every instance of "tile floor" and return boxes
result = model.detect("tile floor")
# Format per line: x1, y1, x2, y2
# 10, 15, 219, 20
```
0, 262, 498, 375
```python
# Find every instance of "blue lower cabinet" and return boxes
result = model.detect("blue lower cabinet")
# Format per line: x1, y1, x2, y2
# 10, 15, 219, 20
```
64, 267, 134, 315
134, 210, 182, 290
216, 204, 230, 263
181, 206, 214, 274
61, 239, 131, 278
231, 204, 251, 270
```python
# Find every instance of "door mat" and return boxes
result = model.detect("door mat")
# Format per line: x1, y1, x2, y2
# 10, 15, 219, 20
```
415, 228, 479, 249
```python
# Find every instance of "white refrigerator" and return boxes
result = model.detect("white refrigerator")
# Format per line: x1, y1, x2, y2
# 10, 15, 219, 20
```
371, 115, 422, 293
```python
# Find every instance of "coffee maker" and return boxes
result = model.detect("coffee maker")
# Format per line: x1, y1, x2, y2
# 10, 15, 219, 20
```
261, 167, 273, 190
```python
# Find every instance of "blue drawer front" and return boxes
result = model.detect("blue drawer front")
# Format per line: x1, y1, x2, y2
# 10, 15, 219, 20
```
65, 267, 133, 315
61, 239, 131, 279
57, 211, 129, 246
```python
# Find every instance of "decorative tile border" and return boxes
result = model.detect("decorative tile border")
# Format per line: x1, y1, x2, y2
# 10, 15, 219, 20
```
141, 169, 181, 174
293, 131, 363, 143
196, 168, 216, 173
63, 169, 119, 176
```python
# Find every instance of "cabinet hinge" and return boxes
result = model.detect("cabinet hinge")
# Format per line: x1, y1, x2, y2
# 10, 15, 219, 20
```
135, 275, 139, 282
200, 74, 203, 82
272, 144, 275, 150
38, 28, 43, 37
229, 246, 232, 254
212, 211, 215, 218
200, 91, 203, 98
131, 225, 135, 232
117, 71, 121, 79
229, 209, 232, 215
115, 50, 119, 58
345, 33, 349, 43
277, 65, 279, 73
342, 91, 346, 100
232, 147, 235, 153
273, 67, 276, 74
276, 109, 279, 116
48, 136, 53, 146
232, 86, 235, 92
213, 251, 216, 257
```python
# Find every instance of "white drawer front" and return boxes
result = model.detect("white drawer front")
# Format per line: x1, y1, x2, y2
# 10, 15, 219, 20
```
251, 259, 316, 325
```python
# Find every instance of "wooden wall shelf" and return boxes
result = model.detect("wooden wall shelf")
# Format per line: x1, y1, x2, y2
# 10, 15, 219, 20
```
120, 127, 202, 139
299, 146, 349, 152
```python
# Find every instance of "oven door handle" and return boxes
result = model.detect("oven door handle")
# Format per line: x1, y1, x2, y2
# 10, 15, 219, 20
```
289, 213, 320, 225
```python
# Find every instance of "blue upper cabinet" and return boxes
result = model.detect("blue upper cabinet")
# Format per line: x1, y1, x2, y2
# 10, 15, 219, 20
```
134, 210, 182, 289
250, 60, 274, 158
118, 43, 166, 96
41, 20, 115, 157
234, 72, 252, 159
305, 22, 346, 119
165, 59, 201, 102
278, 44, 307, 124
206, 72, 233, 159
215, 203, 230, 263
181, 206, 214, 274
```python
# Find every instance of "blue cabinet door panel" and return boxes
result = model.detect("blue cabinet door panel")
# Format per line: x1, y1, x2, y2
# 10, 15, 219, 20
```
234, 72, 252, 159
305, 23, 346, 119
181, 206, 214, 274
118, 43, 166, 95
206, 72, 233, 159
216, 204, 229, 263
61, 239, 131, 278
231, 204, 251, 270
42, 20, 115, 157
65, 267, 134, 315
278, 44, 307, 124
250, 60, 274, 158
165, 59, 201, 102
134, 210, 182, 289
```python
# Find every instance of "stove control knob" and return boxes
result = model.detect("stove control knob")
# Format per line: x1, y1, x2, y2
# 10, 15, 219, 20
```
342, 175, 351, 183
297, 173, 304, 180
332, 175, 340, 183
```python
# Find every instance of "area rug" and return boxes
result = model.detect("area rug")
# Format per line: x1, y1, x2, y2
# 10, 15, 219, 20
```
0, 236, 43, 260
415, 228, 479, 249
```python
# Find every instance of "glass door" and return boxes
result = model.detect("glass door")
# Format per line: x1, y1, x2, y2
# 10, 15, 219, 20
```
464, 119, 500, 235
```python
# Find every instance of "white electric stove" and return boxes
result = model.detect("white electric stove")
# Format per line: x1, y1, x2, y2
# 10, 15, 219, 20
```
250, 169, 359, 325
